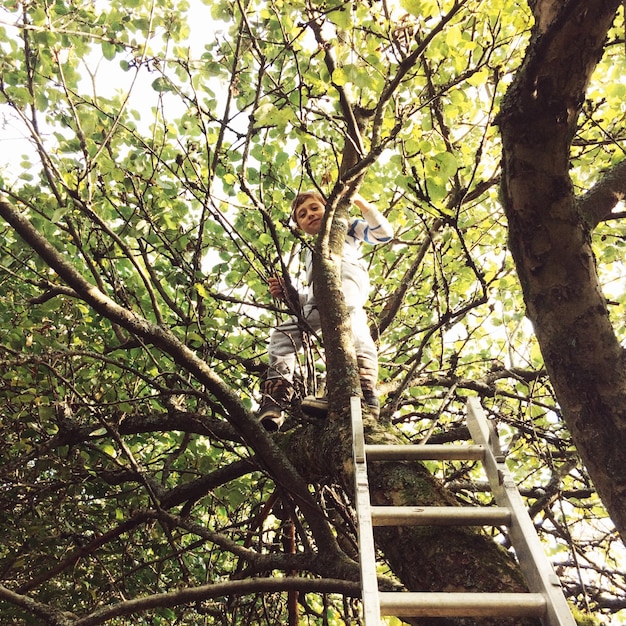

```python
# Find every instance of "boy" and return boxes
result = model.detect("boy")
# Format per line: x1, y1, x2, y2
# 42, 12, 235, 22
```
258, 190, 393, 431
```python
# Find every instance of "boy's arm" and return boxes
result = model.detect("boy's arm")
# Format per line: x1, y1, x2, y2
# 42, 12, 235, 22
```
268, 276, 305, 311
352, 193, 376, 216
351, 194, 394, 243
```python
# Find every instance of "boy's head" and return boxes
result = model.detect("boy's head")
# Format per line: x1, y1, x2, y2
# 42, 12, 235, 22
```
290, 191, 326, 236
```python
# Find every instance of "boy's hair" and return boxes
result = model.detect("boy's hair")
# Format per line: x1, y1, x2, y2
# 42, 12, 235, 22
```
290, 190, 326, 224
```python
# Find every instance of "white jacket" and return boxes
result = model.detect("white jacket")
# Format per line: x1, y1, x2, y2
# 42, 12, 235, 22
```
302, 207, 393, 303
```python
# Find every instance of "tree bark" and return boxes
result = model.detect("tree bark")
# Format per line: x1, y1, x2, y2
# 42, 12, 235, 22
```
303, 36, 542, 621
498, 0, 626, 542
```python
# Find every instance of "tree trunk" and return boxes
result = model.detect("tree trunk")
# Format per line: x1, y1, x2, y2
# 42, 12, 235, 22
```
498, 0, 626, 542
302, 49, 542, 622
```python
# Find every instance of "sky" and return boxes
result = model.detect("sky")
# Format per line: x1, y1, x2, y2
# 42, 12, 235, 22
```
0, 0, 220, 179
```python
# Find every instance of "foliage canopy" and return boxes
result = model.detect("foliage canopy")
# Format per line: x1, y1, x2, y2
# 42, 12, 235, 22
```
0, 0, 625, 624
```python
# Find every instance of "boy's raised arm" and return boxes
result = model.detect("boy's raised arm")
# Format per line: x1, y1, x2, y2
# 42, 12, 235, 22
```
352, 193, 375, 216
351, 193, 394, 242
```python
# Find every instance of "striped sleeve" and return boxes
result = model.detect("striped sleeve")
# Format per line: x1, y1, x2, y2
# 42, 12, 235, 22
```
347, 209, 393, 244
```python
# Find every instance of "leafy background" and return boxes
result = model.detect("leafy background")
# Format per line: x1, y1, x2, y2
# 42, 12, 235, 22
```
0, 0, 625, 623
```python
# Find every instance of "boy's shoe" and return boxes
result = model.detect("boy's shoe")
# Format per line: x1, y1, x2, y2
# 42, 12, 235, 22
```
258, 378, 293, 432
258, 402, 284, 432
362, 392, 380, 420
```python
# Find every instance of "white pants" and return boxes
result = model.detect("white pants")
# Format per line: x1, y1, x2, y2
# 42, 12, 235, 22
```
267, 261, 378, 382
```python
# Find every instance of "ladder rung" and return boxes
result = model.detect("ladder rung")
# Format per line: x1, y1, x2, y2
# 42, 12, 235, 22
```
379, 592, 546, 618
365, 443, 485, 462
371, 506, 511, 526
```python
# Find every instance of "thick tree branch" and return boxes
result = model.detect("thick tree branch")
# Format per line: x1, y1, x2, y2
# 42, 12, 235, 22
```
0, 197, 344, 558
577, 158, 626, 228
498, 0, 626, 543
71, 578, 360, 626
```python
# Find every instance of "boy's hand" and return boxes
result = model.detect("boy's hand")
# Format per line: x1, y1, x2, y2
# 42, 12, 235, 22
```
352, 193, 373, 215
268, 276, 286, 300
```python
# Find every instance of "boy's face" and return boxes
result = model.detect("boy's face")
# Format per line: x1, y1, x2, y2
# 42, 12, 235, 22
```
294, 196, 326, 235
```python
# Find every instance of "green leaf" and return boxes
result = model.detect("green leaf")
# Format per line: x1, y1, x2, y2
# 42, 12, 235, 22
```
433, 151, 458, 179
194, 282, 208, 299
101, 41, 117, 60
100, 443, 117, 458
151, 77, 174, 93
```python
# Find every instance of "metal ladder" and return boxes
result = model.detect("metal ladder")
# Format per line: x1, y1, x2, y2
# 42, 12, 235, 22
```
351, 396, 576, 625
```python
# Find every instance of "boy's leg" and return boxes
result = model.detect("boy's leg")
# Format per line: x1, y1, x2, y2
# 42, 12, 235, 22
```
259, 320, 300, 431
258, 377, 293, 431
259, 305, 320, 430
352, 307, 381, 418
357, 355, 380, 418
301, 306, 381, 419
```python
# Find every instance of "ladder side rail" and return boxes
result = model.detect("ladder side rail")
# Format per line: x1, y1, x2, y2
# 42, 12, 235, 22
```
351, 397, 381, 625
466, 397, 576, 626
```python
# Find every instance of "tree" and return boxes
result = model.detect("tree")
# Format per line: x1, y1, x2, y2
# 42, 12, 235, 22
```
498, 0, 626, 546
0, 0, 624, 624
